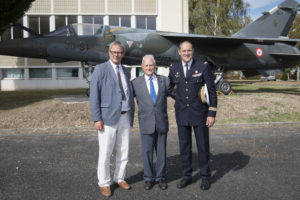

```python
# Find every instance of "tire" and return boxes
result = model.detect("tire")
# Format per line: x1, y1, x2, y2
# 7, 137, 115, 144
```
218, 80, 232, 95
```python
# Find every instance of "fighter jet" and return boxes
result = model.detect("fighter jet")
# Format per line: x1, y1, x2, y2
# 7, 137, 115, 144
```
0, 0, 300, 94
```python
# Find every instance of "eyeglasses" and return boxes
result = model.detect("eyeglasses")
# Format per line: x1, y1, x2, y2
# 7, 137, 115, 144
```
110, 51, 124, 55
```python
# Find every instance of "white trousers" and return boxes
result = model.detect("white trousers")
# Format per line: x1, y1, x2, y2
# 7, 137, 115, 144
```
97, 113, 131, 187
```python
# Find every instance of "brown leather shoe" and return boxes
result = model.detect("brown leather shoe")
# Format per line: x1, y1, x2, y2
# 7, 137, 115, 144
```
114, 181, 131, 190
100, 186, 112, 197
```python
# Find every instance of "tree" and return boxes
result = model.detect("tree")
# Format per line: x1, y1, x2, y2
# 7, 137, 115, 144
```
288, 14, 300, 81
189, 0, 251, 36
0, 0, 35, 33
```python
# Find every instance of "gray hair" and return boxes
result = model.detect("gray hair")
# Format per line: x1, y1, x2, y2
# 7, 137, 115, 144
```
142, 54, 156, 65
109, 41, 125, 51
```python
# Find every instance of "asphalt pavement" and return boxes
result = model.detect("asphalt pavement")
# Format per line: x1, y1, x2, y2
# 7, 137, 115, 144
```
0, 122, 299, 200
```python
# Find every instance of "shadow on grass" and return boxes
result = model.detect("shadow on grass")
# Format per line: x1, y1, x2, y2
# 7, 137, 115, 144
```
127, 151, 250, 186
0, 89, 86, 110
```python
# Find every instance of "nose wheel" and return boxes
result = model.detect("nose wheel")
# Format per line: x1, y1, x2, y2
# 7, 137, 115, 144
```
217, 79, 232, 95
214, 69, 233, 95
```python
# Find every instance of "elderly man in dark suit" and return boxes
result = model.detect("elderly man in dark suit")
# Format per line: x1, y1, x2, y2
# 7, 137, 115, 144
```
90, 41, 135, 197
132, 55, 169, 190
168, 41, 217, 190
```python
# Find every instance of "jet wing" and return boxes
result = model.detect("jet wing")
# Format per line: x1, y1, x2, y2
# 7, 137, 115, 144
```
270, 53, 300, 65
158, 32, 300, 45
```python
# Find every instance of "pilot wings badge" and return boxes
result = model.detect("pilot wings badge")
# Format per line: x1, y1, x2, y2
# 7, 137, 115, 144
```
199, 84, 210, 106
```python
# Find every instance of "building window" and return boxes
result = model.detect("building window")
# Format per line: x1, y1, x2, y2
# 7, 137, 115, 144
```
109, 16, 131, 27
28, 16, 50, 36
82, 16, 103, 24
136, 16, 156, 30
29, 68, 52, 79
2, 69, 24, 79
147, 16, 156, 30
136, 16, 146, 29
121, 16, 131, 27
56, 68, 78, 79
55, 16, 78, 29
109, 16, 119, 26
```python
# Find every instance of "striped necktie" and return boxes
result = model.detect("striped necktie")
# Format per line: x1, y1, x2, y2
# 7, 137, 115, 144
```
116, 65, 126, 100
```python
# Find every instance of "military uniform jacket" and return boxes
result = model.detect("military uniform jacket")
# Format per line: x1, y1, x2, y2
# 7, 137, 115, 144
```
168, 59, 217, 126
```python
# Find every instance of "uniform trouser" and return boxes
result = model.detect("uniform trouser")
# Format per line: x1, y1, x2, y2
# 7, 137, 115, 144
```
177, 124, 210, 179
97, 113, 131, 187
141, 131, 167, 182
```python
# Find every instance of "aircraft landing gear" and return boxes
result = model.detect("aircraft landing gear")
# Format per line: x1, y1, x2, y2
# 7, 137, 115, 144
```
81, 62, 93, 97
214, 70, 232, 95
217, 79, 232, 95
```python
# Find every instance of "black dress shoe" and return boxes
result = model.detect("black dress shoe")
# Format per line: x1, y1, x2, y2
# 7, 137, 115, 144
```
200, 178, 210, 190
144, 181, 154, 190
158, 179, 168, 190
177, 178, 192, 189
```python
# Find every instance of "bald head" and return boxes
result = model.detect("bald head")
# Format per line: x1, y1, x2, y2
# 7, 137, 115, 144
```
178, 41, 194, 63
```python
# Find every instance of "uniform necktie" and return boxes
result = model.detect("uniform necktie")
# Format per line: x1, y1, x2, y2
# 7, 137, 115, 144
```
185, 63, 189, 78
116, 65, 126, 100
149, 77, 157, 103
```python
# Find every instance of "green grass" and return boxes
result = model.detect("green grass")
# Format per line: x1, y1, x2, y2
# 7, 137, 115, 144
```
246, 112, 300, 123
0, 89, 86, 110
217, 112, 300, 124
217, 81, 300, 124
254, 106, 268, 112
231, 82, 300, 95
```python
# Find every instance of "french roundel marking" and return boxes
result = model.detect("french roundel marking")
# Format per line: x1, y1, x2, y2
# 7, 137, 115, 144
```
255, 48, 263, 57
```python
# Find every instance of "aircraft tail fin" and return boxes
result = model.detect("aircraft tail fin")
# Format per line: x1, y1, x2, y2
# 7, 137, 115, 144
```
233, 0, 300, 38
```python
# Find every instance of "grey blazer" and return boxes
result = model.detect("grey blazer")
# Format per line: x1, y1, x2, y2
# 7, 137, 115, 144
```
89, 61, 135, 126
132, 74, 169, 134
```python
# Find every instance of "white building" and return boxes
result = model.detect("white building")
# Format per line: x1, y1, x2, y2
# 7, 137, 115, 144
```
0, 0, 189, 91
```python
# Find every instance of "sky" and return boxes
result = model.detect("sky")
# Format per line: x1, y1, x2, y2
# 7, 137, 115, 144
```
244, 0, 300, 20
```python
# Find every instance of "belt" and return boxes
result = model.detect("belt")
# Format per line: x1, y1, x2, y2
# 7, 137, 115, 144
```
121, 111, 127, 114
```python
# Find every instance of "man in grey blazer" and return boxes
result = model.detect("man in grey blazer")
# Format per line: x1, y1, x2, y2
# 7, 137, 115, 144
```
90, 41, 135, 197
132, 55, 169, 190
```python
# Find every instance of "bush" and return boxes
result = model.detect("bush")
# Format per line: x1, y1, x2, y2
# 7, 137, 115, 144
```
280, 72, 288, 81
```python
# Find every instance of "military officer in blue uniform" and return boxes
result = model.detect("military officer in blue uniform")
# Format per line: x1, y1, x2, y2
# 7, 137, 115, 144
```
168, 41, 217, 190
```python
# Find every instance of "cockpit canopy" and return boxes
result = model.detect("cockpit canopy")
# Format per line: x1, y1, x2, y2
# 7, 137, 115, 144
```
45, 23, 104, 37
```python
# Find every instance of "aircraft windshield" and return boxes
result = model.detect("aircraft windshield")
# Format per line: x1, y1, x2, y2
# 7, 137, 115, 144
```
45, 23, 103, 37
45, 25, 75, 36
71, 23, 103, 36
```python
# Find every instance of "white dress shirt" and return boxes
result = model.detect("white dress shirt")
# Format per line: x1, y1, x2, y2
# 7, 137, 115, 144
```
144, 73, 158, 96
182, 59, 193, 78
109, 60, 130, 111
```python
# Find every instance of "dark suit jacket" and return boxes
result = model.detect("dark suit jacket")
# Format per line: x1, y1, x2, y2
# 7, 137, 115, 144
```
132, 74, 169, 134
168, 59, 217, 126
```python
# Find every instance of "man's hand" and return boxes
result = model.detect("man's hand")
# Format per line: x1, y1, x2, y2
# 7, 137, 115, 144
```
94, 120, 104, 131
206, 117, 215, 128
